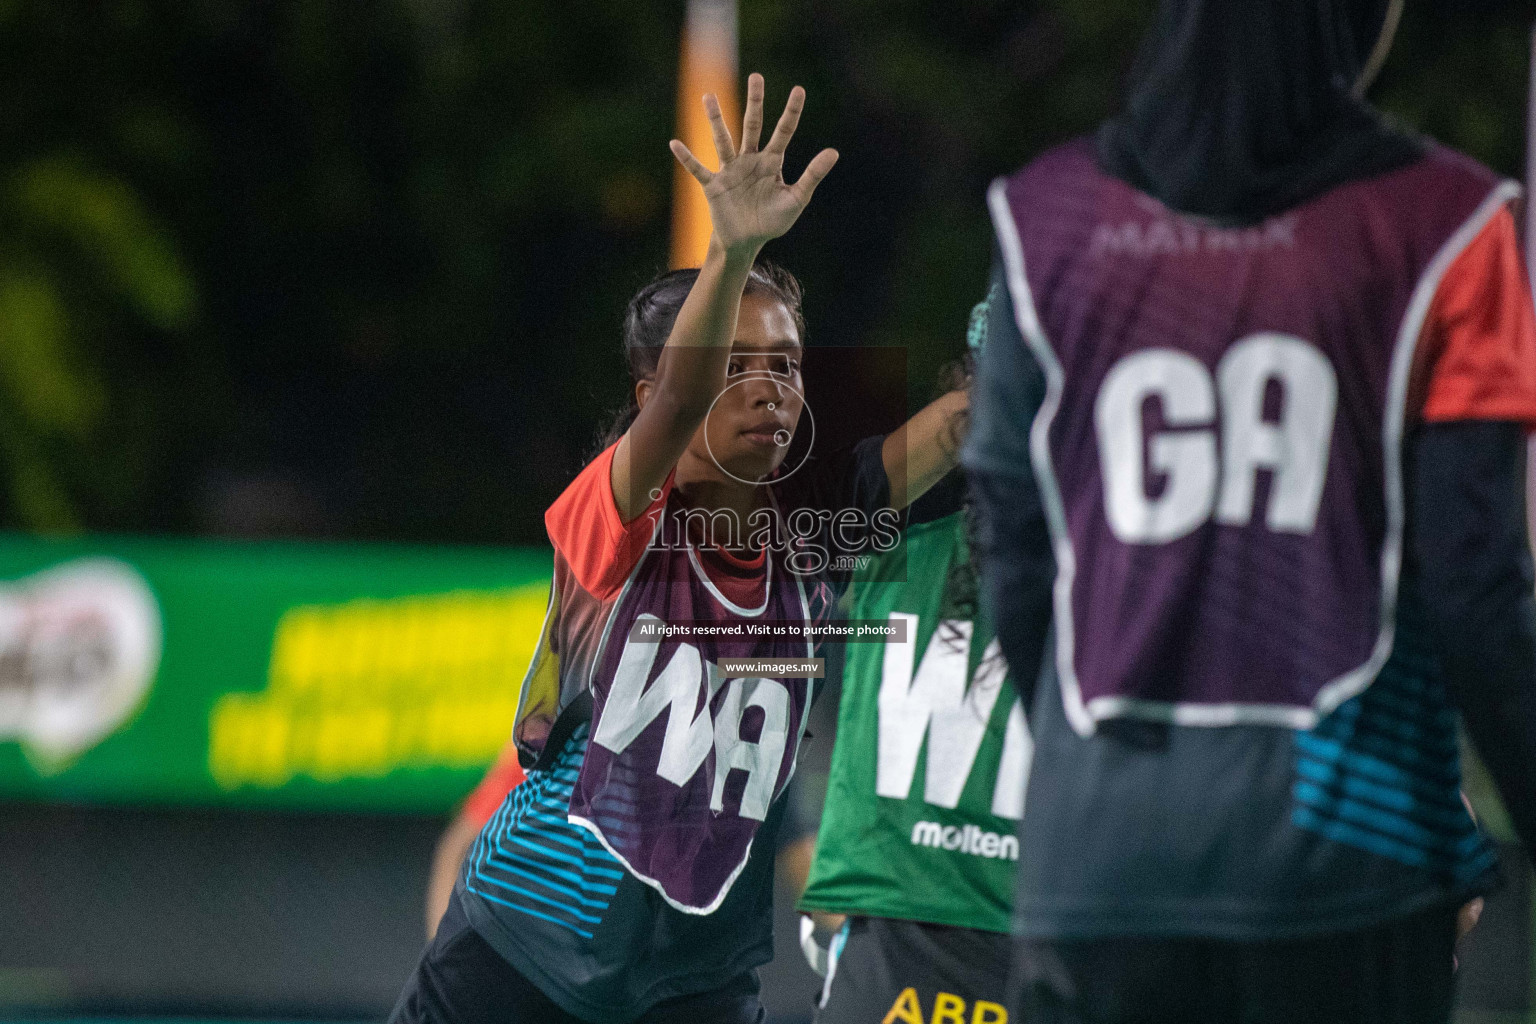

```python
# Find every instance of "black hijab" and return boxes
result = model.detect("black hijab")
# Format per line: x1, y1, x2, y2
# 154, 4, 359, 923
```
1096, 0, 1425, 225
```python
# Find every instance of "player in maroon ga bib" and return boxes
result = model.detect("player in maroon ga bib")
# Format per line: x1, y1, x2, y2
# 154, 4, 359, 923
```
994, 139, 1510, 734
965, 3, 1536, 1023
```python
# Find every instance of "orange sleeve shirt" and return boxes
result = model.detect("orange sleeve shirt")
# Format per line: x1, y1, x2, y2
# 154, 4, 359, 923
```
1415, 205, 1536, 427
461, 741, 527, 829
543, 441, 674, 602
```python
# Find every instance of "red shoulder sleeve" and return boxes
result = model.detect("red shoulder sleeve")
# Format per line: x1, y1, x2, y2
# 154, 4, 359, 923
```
460, 742, 526, 829
1416, 205, 1536, 428
544, 441, 673, 601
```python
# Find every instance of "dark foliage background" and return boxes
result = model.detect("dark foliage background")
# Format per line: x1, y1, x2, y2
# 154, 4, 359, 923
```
1, 0, 1533, 545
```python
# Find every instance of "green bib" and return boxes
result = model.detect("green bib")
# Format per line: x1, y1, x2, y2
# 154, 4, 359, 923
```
798, 512, 1029, 934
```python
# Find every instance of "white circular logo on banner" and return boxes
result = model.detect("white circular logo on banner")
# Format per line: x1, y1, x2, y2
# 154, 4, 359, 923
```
0, 558, 162, 773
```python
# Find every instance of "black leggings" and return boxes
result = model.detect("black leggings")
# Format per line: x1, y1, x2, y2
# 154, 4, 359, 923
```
1010, 903, 1459, 1024
389, 897, 765, 1024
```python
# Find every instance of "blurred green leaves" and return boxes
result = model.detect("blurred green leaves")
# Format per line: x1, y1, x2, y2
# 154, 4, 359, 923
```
0, 272, 98, 434
0, 0, 1530, 541
0, 271, 93, 530
0, 156, 195, 531
10, 159, 196, 331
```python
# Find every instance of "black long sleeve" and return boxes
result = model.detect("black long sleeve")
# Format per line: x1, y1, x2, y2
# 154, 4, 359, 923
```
962, 258, 1056, 707
970, 472, 1054, 711
1409, 420, 1536, 853
962, 248, 1536, 856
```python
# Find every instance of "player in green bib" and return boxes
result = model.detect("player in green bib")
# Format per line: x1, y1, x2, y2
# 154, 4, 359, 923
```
799, 296, 1028, 1024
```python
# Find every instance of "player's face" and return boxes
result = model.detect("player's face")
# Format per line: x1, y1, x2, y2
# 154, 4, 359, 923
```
691, 293, 805, 482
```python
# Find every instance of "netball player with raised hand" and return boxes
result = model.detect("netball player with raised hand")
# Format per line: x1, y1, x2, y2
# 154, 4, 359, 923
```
392, 73, 967, 1024
965, 2, 1536, 1022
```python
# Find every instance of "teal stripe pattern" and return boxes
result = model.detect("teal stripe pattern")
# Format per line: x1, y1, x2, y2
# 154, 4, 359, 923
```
1292, 594, 1497, 887
465, 724, 622, 939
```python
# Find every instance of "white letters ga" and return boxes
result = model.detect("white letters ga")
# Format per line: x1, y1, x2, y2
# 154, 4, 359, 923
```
592, 613, 790, 822
876, 613, 1030, 820
1095, 333, 1338, 544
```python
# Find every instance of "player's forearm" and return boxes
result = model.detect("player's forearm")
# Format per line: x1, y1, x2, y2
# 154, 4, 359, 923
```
882, 389, 969, 509
644, 243, 757, 391
426, 814, 481, 940
1411, 421, 1536, 853
655, 237, 760, 386
1452, 624, 1536, 854
614, 241, 759, 517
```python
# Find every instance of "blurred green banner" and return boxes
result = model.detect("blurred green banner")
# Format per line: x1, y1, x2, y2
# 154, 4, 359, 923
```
0, 535, 551, 812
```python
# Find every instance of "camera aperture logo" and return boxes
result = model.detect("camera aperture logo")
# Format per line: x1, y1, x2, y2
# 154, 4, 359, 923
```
629, 352, 910, 580
703, 364, 816, 486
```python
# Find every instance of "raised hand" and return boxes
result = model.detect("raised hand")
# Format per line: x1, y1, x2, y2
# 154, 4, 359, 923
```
670, 73, 839, 256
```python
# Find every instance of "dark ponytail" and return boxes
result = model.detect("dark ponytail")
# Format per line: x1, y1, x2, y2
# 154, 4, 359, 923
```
937, 352, 1007, 712
930, 354, 1004, 682
594, 262, 807, 454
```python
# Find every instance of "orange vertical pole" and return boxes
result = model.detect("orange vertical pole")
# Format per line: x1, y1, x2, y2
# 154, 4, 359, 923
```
671, 0, 739, 269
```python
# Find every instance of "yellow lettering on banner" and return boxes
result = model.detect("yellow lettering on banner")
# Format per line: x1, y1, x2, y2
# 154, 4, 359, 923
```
396, 601, 426, 677
388, 704, 426, 765
206, 583, 547, 791
932, 992, 967, 1024
466, 601, 496, 667
884, 988, 925, 1024
971, 1001, 1007, 1024
208, 695, 295, 789
337, 607, 368, 685
435, 597, 466, 670
269, 611, 322, 696
310, 706, 392, 781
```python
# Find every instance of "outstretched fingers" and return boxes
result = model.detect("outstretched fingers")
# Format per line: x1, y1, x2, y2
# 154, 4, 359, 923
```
763, 85, 806, 156
791, 147, 839, 205
740, 73, 764, 153
670, 140, 712, 185
703, 93, 736, 165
